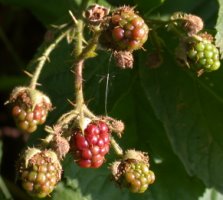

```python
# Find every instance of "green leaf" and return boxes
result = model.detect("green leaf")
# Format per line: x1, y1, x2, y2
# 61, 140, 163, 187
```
215, 0, 223, 58
0, 0, 71, 25
199, 188, 223, 200
0, 76, 26, 91
21, 0, 223, 199
28, 37, 206, 199
139, 33, 223, 192
0, 0, 111, 26
134, 0, 166, 16
46, 79, 205, 200
153, 0, 218, 27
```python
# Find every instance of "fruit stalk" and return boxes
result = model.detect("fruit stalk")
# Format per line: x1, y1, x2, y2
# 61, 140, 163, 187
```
30, 27, 70, 89
73, 19, 101, 131
74, 20, 85, 131
110, 136, 123, 156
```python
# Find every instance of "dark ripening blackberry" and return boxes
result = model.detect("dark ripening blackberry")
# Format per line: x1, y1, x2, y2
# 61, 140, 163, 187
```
17, 148, 62, 198
100, 6, 149, 51
8, 87, 52, 133
187, 38, 221, 72
70, 121, 110, 168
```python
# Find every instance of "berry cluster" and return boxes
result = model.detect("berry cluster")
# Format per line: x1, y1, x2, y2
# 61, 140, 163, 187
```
70, 121, 110, 168
17, 149, 62, 198
6, 4, 157, 198
9, 87, 51, 133
187, 38, 220, 72
100, 6, 149, 51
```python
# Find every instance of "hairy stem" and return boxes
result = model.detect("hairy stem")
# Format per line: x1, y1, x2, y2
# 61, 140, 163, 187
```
30, 27, 71, 89
74, 59, 85, 131
74, 20, 85, 131
110, 137, 124, 156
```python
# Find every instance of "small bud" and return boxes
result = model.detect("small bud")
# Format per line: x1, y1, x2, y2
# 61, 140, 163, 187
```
171, 12, 204, 35
113, 51, 134, 69
111, 119, 125, 137
84, 4, 110, 25
184, 14, 204, 35
51, 134, 70, 160
123, 149, 149, 163
110, 161, 122, 180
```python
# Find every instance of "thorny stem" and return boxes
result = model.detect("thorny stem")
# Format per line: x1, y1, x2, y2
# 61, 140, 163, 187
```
83, 105, 98, 119
74, 20, 85, 131
57, 110, 79, 125
73, 22, 101, 131
29, 27, 71, 89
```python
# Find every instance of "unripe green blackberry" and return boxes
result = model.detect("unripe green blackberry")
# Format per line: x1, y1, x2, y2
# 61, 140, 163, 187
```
176, 34, 221, 75
187, 38, 220, 72
17, 148, 62, 198
7, 87, 52, 133
111, 150, 155, 193
100, 6, 149, 51
124, 161, 155, 193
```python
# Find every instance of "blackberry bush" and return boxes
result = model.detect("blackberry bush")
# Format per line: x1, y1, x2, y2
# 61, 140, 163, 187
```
2, 1, 223, 200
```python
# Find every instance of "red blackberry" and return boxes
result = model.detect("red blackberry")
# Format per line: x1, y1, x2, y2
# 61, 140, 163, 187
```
8, 87, 52, 133
70, 121, 110, 168
17, 148, 62, 198
100, 6, 149, 51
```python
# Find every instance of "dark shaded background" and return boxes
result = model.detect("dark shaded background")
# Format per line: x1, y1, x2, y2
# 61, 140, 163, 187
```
0, 4, 45, 198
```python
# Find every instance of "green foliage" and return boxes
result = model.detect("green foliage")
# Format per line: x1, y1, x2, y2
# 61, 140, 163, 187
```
216, 0, 223, 57
1, 0, 223, 199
